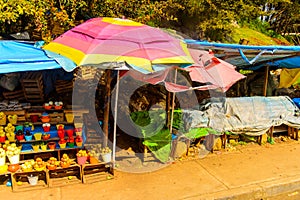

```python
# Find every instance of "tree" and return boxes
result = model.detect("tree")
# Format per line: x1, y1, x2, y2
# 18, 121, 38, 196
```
0, 0, 298, 44
0, 0, 87, 42
265, 0, 300, 34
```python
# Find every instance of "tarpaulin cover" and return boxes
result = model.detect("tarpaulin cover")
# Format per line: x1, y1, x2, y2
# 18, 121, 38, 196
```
0, 41, 76, 74
182, 96, 300, 136
293, 98, 300, 108
255, 56, 300, 70
279, 68, 300, 88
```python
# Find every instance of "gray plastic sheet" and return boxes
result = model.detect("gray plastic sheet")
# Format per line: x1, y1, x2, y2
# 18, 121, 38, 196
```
182, 96, 300, 136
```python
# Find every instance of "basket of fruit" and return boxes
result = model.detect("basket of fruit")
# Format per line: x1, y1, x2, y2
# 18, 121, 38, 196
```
6, 143, 21, 164
44, 101, 53, 110
5, 123, 16, 142
42, 133, 50, 140
75, 135, 83, 147
0, 112, 6, 126
33, 157, 46, 171
20, 160, 34, 172
76, 150, 88, 165
58, 139, 67, 149
88, 150, 99, 164
46, 157, 60, 170
60, 153, 72, 168
54, 101, 63, 110
100, 147, 112, 163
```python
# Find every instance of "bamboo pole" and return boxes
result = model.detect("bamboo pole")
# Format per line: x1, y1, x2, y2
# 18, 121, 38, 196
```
263, 65, 269, 97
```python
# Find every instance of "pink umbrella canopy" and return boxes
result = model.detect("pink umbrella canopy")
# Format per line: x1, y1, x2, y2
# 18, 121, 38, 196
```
43, 17, 193, 73
125, 48, 245, 92
186, 48, 246, 92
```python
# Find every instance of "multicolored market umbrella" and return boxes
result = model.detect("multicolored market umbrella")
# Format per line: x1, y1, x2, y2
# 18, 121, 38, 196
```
43, 17, 195, 166
43, 17, 193, 73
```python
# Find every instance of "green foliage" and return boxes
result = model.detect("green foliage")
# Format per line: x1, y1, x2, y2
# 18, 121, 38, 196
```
172, 110, 184, 131
230, 27, 290, 45
131, 110, 171, 162
130, 110, 166, 138
0, 0, 298, 44
142, 128, 171, 163
239, 18, 286, 40
0, 0, 87, 42
130, 111, 151, 127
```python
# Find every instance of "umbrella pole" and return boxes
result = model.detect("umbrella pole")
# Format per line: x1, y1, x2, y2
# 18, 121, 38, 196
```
169, 69, 178, 159
169, 69, 178, 135
112, 70, 119, 168
103, 69, 112, 147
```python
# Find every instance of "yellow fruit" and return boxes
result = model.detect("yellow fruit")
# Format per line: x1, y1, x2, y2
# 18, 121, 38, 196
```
17, 181, 22, 186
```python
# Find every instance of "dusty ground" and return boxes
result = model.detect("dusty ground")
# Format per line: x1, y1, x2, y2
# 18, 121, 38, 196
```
114, 134, 295, 173
1, 134, 300, 200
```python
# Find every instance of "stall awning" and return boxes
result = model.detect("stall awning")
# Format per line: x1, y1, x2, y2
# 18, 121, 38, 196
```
0, 40, 76, 74
185, 40, 300, 70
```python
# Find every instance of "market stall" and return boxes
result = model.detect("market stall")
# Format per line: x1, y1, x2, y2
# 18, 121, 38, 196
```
0, 41, 114, 191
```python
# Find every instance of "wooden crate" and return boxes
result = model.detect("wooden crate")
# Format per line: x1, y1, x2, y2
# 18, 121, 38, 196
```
2, 90, 25, 100
0, 172, 12, 192
21, 72, 44, 103
11, 170, 48, 192
81, 163, 114, 184
49, 113, 64, 123
0, 172, 11, 186
25, 112, 42, 122
55, 80, 74, 94
77, 67, 98, 80
3, 110, 26, 123
47, 165, 82, 187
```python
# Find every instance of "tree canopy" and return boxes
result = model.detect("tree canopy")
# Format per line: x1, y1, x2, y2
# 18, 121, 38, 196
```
0, 0, 298, 44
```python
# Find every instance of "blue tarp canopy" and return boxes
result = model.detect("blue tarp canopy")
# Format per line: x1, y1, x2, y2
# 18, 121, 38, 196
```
0, 40, 76, 74
185, 40, 300, 70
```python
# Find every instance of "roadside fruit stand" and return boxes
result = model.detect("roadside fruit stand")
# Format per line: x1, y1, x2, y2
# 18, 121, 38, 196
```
0, 100, 113, 192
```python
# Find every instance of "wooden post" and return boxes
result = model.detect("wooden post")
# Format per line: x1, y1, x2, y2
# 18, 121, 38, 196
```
237, 81, 240, 97
263, 65, 269, 97
103, 70, 112, 147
